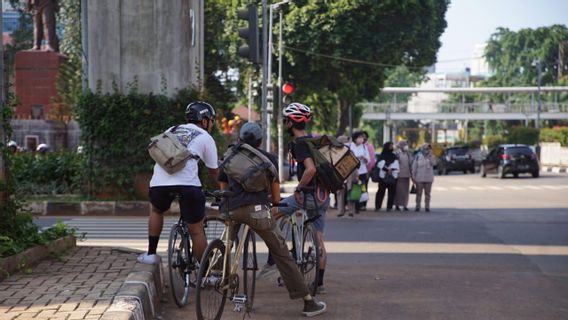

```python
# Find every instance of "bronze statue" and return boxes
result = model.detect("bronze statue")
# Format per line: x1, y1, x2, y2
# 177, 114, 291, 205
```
27, 0, 59, 52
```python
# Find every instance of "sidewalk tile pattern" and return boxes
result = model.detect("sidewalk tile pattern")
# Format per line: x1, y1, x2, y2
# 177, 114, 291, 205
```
0, 247, 137, 320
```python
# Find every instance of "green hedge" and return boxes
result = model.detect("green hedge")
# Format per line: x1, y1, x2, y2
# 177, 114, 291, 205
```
508, 127, 539, 145
483, 134, 506, 149
75, 87, 226, 199
541, 127, 568, 146
9, 152, 82, 195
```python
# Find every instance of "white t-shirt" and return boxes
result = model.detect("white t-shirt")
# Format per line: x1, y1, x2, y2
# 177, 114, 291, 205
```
349, 143, 370, 175
149, 123, 218, 187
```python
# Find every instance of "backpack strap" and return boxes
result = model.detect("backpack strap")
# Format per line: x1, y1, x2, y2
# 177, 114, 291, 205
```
168, 125, 200, 161
239, 143, 279, 182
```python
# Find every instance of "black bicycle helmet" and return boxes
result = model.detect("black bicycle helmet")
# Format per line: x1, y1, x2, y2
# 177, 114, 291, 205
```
185, 101, 216, 123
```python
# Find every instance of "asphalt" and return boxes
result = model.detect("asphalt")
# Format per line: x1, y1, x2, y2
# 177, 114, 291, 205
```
2, 173, 568, 319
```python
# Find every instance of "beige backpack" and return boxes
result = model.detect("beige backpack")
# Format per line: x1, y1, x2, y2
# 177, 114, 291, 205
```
148, 126, 199, 174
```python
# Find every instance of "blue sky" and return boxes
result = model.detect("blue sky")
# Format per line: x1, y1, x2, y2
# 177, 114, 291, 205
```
436, 0, 568, 73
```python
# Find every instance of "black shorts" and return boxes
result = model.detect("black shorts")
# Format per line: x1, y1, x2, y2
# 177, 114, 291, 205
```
148, 185, 205, 224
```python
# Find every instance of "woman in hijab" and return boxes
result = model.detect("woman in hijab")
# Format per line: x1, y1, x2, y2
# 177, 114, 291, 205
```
374, 142, 399, 211
411, 143, 437, 212
394, 140, 412, 211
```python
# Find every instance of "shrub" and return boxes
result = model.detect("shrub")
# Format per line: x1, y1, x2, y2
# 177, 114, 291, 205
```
541, 127, 568, 146
483, 134, 506, 149
9, 152, 82, 195
507, 126, 539, 145
75, 86, 226, 198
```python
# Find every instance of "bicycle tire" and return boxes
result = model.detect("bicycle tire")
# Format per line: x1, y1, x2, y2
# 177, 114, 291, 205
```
301, 223, 320, 296
167, 223, 192, 307
204, 216, 226, 242
196, 239, 228, 320
242, 230, 257, 311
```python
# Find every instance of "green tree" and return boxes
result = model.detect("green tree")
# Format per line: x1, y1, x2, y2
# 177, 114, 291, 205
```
283, 0, 448, 135
484, 25, 568, 88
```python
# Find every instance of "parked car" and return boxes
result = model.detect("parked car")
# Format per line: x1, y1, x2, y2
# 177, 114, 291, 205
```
437, 146, 475, 175
480, 144, 540, 179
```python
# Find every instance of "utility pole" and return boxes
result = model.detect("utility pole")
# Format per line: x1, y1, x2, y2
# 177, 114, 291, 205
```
559, 41, 568, 80
533, 59, 542, 160
261, 0, 268, 151
277, 8, 284, 182
0, 0, 6, 209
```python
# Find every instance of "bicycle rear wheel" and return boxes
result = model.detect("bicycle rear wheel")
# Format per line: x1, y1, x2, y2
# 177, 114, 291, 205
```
242, 230, 257, 311
168, 223, 192, 307
301, 223, 320, 296
196, 239, 228, 320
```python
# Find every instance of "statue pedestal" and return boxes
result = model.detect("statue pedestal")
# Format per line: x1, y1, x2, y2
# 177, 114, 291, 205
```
14, 51, 68, 119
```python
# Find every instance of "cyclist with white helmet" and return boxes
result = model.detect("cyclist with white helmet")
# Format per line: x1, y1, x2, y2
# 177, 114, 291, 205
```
138, 101, 219, 265
261, 102, 330, 296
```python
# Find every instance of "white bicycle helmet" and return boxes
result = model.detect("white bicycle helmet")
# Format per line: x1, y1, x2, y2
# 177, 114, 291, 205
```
283, 102, 311, 123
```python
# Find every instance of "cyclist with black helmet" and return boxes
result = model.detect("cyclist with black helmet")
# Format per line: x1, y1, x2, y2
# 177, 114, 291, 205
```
262, 102, 331, 295
138, 101, 219, 265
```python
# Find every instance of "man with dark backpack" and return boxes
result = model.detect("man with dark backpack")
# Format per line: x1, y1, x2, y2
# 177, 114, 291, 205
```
262, 103, 331, 295
218, 122, 326, 317
138, 101, 219, 265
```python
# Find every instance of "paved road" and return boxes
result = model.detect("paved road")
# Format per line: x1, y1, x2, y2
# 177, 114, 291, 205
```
37, 173, 568, 319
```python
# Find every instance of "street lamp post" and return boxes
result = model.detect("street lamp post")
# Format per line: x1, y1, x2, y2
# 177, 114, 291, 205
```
268, 0, 291, 181
0, 1, 7, 209
533, 59, 542, 160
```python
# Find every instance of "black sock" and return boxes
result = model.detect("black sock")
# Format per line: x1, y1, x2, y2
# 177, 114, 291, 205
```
148, 236, 159, 255
318, 269, 325, 286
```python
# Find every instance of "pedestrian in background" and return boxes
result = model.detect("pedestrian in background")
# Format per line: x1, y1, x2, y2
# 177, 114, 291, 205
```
349, 131, 370, 213
374, 142, 399, 211
362, 131, 376, 211
412, 143, 437, 212
394, 140, 412, 212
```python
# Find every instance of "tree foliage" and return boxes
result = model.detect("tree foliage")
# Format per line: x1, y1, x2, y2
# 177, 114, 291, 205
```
283, 0, 448, 135
484, 25, 568, 87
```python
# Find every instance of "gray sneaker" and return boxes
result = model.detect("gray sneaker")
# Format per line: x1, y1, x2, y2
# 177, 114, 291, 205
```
257, 263, 278, 279
302, 300, 326, 317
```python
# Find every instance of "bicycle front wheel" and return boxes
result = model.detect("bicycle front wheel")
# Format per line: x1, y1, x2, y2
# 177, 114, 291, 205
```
301, 224, 320, 296
168, 223, 192, 307
196, 239, 228, 320
242, 230, 257, 311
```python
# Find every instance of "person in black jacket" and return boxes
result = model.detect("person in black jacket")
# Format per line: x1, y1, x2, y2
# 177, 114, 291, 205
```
374, 142, 399, 211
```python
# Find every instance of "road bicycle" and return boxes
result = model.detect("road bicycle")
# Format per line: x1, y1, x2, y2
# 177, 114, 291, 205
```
277, 191, 321, 296
167, 196, 226, 308
195, 190, 258, 320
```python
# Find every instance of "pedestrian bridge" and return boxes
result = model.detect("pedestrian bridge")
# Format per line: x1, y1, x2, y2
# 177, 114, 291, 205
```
360, 86, 568, 121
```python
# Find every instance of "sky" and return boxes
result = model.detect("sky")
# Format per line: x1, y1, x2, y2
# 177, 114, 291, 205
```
435, 0, 568, 74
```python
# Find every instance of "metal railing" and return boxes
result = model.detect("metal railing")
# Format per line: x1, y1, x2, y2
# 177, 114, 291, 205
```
359, 102, 568, 114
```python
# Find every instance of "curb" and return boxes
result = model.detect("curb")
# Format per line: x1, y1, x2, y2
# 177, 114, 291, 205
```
101, 249, 164, 320
541, 165, 568, 174
26, 201, 219, 217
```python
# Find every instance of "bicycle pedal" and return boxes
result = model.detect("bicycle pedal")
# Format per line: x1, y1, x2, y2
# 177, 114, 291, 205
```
232, 294, 247, 312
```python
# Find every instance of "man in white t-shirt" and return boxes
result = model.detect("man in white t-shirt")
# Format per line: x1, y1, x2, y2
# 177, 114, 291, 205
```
138, 101, 219, 264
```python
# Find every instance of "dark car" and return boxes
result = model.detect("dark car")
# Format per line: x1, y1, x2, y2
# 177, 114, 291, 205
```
480, 144, 540, 179
437, 146, 475, 175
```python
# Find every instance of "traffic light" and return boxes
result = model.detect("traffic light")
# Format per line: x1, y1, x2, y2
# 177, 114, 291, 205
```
281, 82, 295, 106
237, 5, 260, 64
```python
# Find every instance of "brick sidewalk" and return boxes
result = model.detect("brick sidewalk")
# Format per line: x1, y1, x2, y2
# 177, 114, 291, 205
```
0, 247, 137, 320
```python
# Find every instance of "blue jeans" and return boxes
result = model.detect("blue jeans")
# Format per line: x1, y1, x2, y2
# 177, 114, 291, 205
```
278, 191, 330, 232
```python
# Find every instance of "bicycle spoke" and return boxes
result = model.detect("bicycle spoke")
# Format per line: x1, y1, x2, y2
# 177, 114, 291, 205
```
196, 239, 228, 320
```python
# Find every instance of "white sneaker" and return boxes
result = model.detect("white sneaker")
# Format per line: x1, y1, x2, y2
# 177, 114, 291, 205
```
257, 263, 278, 279
137, 253, 160, 264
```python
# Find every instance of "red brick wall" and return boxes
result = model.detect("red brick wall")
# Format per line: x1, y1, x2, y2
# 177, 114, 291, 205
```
14, 51, 68, 119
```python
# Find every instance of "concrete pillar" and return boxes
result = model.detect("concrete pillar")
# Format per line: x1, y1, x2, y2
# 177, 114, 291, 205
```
87, 0, 203, 97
